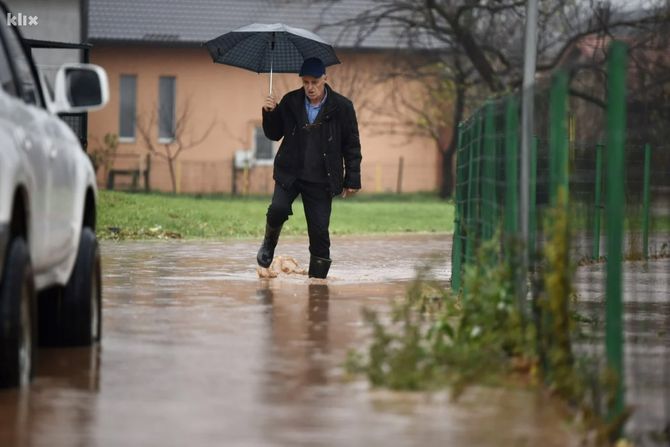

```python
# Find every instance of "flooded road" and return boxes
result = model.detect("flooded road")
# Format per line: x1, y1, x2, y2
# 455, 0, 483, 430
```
0, 235, 578, 446
574, 259, 670, 446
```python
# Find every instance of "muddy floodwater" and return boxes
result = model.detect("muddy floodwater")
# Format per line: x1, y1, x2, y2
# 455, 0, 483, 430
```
0, 235, 579, 446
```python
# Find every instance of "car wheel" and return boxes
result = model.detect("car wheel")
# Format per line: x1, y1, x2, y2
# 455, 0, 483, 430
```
59, 228, 102, 346
0, 237, 37, 388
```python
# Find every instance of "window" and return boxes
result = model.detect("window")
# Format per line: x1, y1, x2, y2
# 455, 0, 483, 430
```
158, 76, 175, 141
119, 74, 136, 140
1, 24, 40, 106
254, 126, 274, 163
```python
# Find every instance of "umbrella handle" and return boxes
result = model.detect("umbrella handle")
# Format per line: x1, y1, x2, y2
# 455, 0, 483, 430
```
269, 34, 274, 96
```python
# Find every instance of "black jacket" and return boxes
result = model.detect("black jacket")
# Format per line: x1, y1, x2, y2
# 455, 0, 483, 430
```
262, 84, 362, 196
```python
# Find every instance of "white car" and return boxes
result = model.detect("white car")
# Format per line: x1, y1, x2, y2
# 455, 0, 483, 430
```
0, 2, 109, 387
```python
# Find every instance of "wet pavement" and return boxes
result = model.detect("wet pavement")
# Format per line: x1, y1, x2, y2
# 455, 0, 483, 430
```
0, 235, 580, 447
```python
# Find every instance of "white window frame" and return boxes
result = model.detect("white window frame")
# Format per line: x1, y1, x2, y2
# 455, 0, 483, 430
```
253, 125, 277, 166
158, 76, 176, 143
119, 74, 137, 143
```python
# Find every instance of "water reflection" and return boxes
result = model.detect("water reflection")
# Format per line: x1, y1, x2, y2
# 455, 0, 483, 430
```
260, 282, 333, 398
307, 284, 330, 351
38, 347, 101, 391
0, 346, 100, 447
0, 236, 581, 446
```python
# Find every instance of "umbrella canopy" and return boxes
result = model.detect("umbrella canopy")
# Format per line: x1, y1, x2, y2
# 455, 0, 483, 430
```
204, 23, 340, 93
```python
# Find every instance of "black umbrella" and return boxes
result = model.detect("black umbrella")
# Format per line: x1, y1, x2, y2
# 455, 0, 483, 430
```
205, 23, 340, 94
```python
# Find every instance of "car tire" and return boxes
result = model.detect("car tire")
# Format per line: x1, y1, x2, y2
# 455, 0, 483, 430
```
45, 228, 102, 347
0, 237, 37, 388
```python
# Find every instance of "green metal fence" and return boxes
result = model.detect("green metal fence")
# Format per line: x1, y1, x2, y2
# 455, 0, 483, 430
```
451, 41, 670, 445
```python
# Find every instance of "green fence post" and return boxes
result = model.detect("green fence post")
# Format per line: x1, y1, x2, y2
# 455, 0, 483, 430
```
505, 96, 519, 237
529, 136, 538, 259
465, 112, 480, 265
452, 122, 465, 291
606, 40, 627, 427
642, 143, 651, 260
483, 101, 496, 239
549, 71, 569, 205
593, 144, 604, 260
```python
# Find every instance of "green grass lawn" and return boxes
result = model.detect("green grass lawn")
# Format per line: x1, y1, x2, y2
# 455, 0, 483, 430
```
97, 190, 454, 240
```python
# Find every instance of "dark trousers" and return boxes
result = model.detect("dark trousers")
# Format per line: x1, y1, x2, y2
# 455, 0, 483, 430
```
266, 180, 332, 259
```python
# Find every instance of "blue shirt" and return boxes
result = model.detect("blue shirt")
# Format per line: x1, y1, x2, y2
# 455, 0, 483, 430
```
305, 90, 327, 124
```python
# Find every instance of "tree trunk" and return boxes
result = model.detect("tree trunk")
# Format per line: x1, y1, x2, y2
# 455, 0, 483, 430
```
167, 158, 177, 194
439, 86, 466, 198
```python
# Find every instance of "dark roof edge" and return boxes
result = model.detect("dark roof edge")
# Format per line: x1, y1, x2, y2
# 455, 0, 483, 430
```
26, 38, 92, 49
88, 38, 204, 48
88, 38, 443, 55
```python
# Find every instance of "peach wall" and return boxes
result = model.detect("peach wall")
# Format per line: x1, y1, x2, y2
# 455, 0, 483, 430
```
89, 46, 441, 194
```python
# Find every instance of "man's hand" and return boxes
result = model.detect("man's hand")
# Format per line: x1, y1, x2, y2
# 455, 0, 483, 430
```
263, 94, 277, 112
341, 188, 359, 198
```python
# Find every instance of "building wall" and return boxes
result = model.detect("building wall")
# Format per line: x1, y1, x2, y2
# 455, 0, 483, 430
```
88, 45, 441, 194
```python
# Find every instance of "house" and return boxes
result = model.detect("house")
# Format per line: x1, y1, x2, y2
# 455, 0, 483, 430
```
86, 0, 445, 194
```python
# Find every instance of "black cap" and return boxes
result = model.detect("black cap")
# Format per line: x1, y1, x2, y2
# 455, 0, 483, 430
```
299, 57, 325, 77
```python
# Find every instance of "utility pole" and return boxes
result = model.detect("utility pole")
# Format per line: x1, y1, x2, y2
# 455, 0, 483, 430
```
520, 0, 539, 310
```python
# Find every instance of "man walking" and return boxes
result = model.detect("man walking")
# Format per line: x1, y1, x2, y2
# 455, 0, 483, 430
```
257, 57, 362, 279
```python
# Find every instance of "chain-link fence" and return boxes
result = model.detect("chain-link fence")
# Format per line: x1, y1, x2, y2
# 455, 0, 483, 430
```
451, 41, 669, 445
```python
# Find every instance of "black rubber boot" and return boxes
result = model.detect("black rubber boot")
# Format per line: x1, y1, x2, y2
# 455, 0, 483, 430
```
308, 255, 332, 279
257, 224, 282, 268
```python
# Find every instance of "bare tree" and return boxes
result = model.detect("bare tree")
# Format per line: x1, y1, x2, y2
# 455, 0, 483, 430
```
362, 55, 469, 197
318, 0, 668, 197
88, 132, 119, 179
323, 56, 379, 124
137, 100, 215, 194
